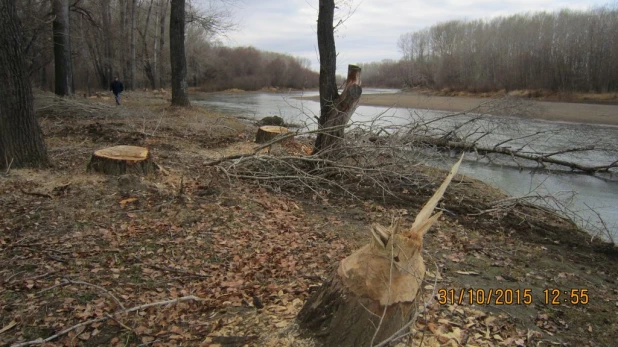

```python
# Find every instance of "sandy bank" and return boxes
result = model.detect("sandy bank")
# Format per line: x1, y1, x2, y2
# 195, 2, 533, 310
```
303, 92, 618, 126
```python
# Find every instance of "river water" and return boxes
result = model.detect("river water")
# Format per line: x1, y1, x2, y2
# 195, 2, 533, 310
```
192, 89, 618, 241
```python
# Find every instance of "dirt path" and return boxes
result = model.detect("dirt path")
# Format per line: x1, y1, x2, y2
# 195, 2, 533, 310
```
360, 92, 618, 126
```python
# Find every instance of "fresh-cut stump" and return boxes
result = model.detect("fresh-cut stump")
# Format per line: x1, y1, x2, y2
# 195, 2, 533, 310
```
255, 125, 291, 144
298, 155, 464, 347
87, 145, 157, 176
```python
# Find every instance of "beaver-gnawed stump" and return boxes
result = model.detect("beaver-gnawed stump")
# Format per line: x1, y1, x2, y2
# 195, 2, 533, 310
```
255, 125, 292, 144
87, 145, 157, 176
297, 156, 464, 347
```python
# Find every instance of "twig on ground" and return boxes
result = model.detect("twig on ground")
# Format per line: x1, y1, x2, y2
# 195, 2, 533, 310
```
10, 296, 205, 347
20, 189, 53, 199
37, 278, 125, 310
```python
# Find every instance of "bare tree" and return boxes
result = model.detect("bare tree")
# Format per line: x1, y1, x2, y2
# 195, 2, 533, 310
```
313, 0, 362, 155
0, 0, 48, 169
394, 8, 618, 93
52, 0, 73, 95
130, 0, 137, 90
170, 0, 190, 106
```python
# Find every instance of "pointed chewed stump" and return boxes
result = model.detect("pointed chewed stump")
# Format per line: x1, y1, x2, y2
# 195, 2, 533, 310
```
255, 125, 291, 144
87, 145, 157, 176
298, 156, 464, 347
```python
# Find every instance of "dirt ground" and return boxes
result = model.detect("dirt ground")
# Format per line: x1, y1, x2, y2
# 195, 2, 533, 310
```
1, 91, 617, 347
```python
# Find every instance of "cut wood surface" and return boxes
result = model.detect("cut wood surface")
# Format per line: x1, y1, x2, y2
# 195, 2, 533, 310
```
298, 155, 463, 347
87, 145, 157, 176
255, 125, 291, 144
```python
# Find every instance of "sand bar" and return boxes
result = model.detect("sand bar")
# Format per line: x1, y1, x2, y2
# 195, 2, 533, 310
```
303, 92, 618, 126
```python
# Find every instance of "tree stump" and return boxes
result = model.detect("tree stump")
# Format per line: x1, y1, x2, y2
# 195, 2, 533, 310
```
255, 125, 291, 144
298, 269, 418, 347
87, 145, 157, 176
298, 156, 464, 347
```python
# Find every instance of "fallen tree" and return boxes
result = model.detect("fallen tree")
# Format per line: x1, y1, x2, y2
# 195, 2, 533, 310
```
406, 135, 618, 174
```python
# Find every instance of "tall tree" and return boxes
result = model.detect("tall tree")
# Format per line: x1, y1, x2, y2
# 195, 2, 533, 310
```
52, 0, 73, 96
158, 0, 169, 88
0, 0, 48, 168
170, 0, 190, 106
313, 0, 362, 155
130, 0, 137, 90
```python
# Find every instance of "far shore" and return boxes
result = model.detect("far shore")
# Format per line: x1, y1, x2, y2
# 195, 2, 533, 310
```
300, 92, 618, 126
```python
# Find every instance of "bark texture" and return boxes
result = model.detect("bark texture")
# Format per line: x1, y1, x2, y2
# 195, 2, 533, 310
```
298, 272, 416, 347
0, 0, 48, 169
313, 1, 362, 155
52, 0, 73, 96
87, 146, 157, 176
170, 0, 190, 106
130, 0, 137, 90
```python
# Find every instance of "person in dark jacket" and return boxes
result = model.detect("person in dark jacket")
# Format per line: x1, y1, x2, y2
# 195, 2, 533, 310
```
110, 77, 124, 105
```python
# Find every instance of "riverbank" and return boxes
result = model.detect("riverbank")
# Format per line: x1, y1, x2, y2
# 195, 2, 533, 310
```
1, 91, 616, 346
301, 91, 618, 126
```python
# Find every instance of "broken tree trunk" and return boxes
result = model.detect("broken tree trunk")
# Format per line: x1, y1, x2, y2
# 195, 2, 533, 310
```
298, 155, 463, 347
87, 145, 157, 175
313, 64, 363, 155
255, 126, 291, 144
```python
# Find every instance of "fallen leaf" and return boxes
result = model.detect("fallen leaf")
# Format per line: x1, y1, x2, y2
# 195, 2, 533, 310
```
0, 321, 17, 334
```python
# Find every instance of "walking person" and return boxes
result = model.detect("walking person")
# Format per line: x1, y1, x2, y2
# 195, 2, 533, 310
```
110, 77, 124, 105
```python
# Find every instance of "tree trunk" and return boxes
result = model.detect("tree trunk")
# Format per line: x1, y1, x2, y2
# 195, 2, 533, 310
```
130, 0, 137, 90
0, 0, 48, 169
52, 0, 73, 96
158, 0, 169, 88
170, 0, 190, 106
313, 0, 362, 155
101, 1, 113, 87
313, 65, 362, 155
153, 7, 159, 90
298, 156, 463, 346
120, 0, 128, 86
87, 146, 157, 176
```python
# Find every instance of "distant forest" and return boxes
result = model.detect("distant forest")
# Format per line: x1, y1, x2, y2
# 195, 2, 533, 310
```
191, 45, 319, 91
16, 0, 318, 93
361, 7, 618, 93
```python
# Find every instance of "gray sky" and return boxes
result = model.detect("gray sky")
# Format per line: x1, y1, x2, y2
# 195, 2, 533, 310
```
215, 0, 611, 74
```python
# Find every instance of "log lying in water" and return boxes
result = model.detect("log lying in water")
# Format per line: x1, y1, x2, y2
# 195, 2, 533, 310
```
406, 135, 617, 174
87, 145, 157, 175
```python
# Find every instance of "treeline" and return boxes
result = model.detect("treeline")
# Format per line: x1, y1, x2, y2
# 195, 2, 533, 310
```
364, 7, 618, 93
15, 0, 316, 93
188, 39, 319, 91
358, 60, 409, 89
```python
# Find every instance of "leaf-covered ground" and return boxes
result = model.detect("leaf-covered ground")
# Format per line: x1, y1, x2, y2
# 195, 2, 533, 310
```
1, 91, 617, 346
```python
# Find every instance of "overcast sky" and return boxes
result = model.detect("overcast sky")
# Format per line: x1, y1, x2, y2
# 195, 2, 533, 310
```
211, 0, 611, 74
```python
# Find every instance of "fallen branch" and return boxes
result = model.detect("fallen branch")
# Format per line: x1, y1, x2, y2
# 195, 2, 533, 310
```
10, 296, 205, 347
203, 124, 351, 166
405, 135, 616, 174
20, 189, 53, 199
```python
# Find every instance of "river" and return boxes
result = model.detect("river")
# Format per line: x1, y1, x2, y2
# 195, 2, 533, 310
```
192, 89, 618, 241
